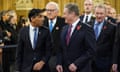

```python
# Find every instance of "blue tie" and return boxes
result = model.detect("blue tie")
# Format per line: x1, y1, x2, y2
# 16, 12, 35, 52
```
33, 28, 37, 49
94, 24, 99, 40
49, 20, 53, 32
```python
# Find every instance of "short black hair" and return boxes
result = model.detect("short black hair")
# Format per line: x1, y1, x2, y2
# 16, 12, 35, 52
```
28, 8, 45, 22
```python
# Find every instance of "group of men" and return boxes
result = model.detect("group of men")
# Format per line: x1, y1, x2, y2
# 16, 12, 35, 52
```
10, 0, 120, 72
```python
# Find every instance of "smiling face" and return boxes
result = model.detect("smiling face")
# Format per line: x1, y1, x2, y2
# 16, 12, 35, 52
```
46, 3, 59, 20
94, 7, 106, 23
63, 8, 76, 25
31, 13, 45, 27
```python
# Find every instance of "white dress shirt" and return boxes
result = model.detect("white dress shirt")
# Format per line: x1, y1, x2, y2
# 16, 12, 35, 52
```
49, 18, 57, 29
83, 13, 93, 23
70, 18, 80, 36
29, 24, 38, 48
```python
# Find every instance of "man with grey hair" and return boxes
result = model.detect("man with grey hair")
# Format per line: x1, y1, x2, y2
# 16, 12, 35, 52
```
56, 3, 95, 72
91, 4, 116, 72
44, 1, 66, 72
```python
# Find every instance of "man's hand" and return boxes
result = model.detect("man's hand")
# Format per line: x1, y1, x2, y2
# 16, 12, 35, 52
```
112, 64, 118, 72
33, 60, 45, 71
69, 63, 77, 72
56, 65, 63, 72
6, 31, 11, 37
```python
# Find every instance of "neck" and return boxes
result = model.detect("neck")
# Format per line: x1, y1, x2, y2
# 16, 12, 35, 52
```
85, 12, 91, 15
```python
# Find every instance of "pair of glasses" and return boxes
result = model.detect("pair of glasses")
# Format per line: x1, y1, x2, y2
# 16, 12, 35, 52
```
46, 9, 56, 12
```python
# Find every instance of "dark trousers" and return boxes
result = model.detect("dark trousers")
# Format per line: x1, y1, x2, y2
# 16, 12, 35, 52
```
2, 48, 16, 72
48, 56, 57, 72
2, 52, 10, 72
92, 57, 112, 72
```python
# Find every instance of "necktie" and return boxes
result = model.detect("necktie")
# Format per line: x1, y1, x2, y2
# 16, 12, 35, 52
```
85, 16, 88, 23
49, 20, 53, 32
33, 28, 37, 49
94, 24, 99, 40
66, 25, 72, 45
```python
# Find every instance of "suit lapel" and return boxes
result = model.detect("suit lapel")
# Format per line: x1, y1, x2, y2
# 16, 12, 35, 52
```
69, 22, 81, 46
51, 17, 59, 32
27, 26, 33, 49
34, 27, 42, 50
61, 26, 68, 47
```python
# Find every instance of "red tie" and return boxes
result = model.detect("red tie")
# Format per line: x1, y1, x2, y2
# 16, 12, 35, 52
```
66, 25, 72, 45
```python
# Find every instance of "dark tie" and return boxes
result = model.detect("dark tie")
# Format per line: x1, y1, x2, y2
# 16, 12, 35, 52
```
33, 28, 37, 49
85, 16, 88, 23
66, 25, 72, 45
49, 20, 53, 32
94, 24, 99, 40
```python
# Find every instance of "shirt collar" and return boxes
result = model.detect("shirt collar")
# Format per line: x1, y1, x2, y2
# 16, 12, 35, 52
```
49, 17, 57, 24
71, 18, 80, 27
85, 13, 92, 17
94, 20, 105, 25
30, 24, 38, 31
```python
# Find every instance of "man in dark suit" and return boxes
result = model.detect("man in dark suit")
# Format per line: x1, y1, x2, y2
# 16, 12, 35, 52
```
16, 8, 52, 72
112, 24, 120, 72
44, 2, 66, 72
80, 0, 94, 23
56, 3, 96, 72
92, 5, 116, 72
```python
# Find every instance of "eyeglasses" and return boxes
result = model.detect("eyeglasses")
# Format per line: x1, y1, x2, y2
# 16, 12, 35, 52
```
46, 9, 57, 12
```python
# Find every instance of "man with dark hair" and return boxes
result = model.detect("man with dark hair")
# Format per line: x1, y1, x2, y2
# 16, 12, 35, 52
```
16, 8, 52, 72
56, 3, 96, 72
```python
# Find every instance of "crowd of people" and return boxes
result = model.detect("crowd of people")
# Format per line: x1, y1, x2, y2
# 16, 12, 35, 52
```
0, 0, 120, 72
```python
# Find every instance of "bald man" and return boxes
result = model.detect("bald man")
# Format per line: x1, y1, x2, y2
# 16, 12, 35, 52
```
80, 0, 94, 23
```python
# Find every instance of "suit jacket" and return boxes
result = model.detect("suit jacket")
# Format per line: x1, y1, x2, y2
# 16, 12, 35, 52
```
113, 24, 120, 68
91, 20, 116, 69
16, 26, 52, 72
44, 16, 66, 55
57, 21, 96, 72
80, 15, 95, 24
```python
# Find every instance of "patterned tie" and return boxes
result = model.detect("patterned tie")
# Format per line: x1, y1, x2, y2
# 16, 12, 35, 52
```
66, 25, 72, 45
33, 28, 37, 49
94, 23, 99, 40
49, 20, 53, 32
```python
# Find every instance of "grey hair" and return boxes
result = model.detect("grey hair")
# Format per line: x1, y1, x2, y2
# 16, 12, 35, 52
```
46, 2, 59, 10
94, 4, 106, 12
64, 3, 79, 16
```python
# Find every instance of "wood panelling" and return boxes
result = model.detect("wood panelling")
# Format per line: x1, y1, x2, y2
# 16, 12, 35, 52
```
0, 0, 120, 17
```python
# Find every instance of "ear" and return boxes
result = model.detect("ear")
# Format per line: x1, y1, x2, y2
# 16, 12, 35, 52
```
31, 17, 35, 22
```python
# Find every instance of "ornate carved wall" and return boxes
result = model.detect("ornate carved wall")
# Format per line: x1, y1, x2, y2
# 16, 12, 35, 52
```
0, 0, 120, 17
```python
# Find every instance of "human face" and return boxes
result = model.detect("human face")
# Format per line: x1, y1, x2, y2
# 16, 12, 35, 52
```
110, 8, 116, 18
31, 13, 45, 27
84, 0, 93, 14
3, 13, 9, 21
46, 4, 58, 20
94, 7, 106, 23
63, 8, 74, 24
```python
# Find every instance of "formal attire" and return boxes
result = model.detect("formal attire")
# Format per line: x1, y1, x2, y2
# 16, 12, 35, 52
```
57, 19, 96, 72
16, 24, 52, 72
92, 20, 116, 72
113, 23, 120, 71
80, 13, 94, 23
44, 16, 66, 72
